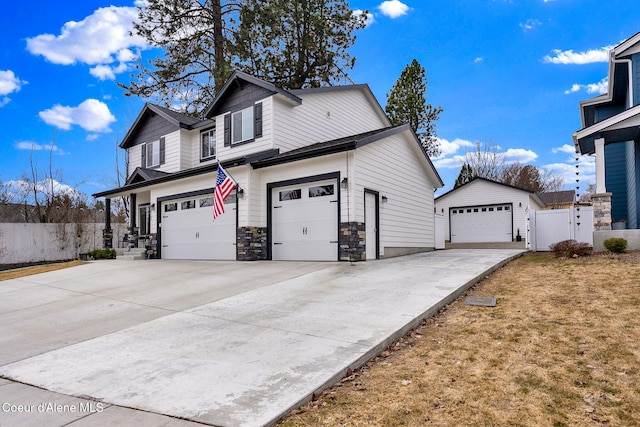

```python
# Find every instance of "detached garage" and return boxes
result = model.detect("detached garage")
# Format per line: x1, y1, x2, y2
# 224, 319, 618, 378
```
435, 178, 545, 248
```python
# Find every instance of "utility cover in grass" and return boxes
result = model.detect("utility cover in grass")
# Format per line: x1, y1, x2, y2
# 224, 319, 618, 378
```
465, 296, 497, 307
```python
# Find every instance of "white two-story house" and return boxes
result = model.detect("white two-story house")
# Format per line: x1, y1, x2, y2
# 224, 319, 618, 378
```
94, 71, 444, 261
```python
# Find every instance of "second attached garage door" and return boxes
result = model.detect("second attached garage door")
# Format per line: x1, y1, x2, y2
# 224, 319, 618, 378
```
161, 194, 236, 260
450, 204, 512, 243
271, 179, 338, 261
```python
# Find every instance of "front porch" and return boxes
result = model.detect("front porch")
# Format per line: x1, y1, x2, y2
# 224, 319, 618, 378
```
573, 104, 640, 231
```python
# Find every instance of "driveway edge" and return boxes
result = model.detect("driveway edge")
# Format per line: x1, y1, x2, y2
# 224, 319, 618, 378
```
267, 250, 526, 427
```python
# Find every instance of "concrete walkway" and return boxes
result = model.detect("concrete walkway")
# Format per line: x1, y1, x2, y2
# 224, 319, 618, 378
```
0, 249, 524, 427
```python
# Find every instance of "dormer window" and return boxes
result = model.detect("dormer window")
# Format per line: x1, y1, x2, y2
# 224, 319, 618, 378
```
201, 128, 216, 161
142, 137, 165, 168
232, 107, 254, 143
224, 103, 263, 146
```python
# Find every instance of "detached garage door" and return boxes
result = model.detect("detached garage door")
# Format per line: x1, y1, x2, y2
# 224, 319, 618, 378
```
161, 194, 236, 260
450, 204, 512, 243
271, 179, 338, 261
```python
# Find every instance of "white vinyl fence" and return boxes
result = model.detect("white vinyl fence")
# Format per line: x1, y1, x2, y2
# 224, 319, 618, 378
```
0, 223, 127, 265
529, 206, 593, 251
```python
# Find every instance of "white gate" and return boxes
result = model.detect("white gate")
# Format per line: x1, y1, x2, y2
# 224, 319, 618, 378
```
531, 206, 593, 251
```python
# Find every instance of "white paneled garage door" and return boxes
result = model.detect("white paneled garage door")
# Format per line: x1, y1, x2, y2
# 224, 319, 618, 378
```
450, 204, 512, 243
271, 179, 338, 261
161, 194, 236, 260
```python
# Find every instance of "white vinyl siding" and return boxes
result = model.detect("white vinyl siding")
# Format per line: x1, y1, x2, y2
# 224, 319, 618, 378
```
273, 89, 389, 153
435, 180, 545, 244
161, 130, 180, 172
354, 134, 437, 255
249, 154, 348, 227
216, 97, 273, 162
128, 145, 142, 177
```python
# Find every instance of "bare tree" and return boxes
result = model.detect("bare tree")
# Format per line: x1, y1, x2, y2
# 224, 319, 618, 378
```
460, 142, 564, 193
461, 141, 505, 182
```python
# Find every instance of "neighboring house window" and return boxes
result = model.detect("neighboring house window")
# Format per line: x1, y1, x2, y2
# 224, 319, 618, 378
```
224, 103, 263, 146
201, 128, 216, 161
141, 137, 165, 168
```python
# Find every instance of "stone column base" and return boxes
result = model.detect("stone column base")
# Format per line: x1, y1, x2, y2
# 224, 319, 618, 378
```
339, 222, 366, 261
237, 226, 268, 261
591, 193, 612, 231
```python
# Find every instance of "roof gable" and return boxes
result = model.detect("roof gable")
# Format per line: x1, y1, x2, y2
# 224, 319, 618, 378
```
203, 71, 302, 118
436, 177, 536, 201
125, 167, 171, 185
120, 103, 207, 149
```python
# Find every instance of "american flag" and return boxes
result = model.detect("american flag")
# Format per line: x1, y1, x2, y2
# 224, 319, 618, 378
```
213, 165, 236, 220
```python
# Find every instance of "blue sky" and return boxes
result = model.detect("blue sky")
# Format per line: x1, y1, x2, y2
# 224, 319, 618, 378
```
1, 0, 638, 199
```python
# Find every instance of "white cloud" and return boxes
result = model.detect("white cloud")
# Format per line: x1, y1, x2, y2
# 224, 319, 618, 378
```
26, 6, 147, 79
86, 134, 99, 141
0, 70, 27, 96
14, 141, 64, 154
434, 137, 475, 158
0, 70, 28, 106
542, 155, 595, 189
544, 46, 613, 65
353, 9, 375, 26
564, 77, 608, 95
39, 99, 116, 132
504, 148, 538, 163
520, 19, 541, 31
552, 144, 577, 154
378, 0, 410, 19
473, 57, 484, 63
89, 65, 116, 81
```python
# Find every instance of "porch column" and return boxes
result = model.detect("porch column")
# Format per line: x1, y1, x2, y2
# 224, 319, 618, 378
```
104, 198, 111, 231
595, 138, 607, 194
102, 198, 113, 248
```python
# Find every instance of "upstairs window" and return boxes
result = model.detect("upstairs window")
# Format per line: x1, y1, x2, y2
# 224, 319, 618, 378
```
142, 137, 165, 168
232, 107, 254, 143
224, 103, 263, 146
201, 128, 216, 161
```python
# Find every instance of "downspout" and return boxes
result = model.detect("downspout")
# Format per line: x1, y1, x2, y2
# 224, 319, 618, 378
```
611, 51, 633, 109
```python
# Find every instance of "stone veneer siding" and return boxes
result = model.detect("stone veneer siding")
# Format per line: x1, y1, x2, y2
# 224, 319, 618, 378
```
339, 222, 366, 262
237, 226, 268, 261
592, 193, 613, 231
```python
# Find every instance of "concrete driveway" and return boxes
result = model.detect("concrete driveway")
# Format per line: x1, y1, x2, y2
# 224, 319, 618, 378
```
0, 249, 523, 427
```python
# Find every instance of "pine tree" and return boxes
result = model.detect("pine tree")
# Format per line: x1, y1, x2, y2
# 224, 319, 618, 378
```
385, 59, 443, 157
120, 0, 367, 114
235, 0, 367, 89
454, 163, 475, 188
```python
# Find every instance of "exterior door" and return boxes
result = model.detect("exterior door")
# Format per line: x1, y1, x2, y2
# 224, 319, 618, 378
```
365, 191, 378, 260
271, 179, 338, 261
139, 205, 151, 237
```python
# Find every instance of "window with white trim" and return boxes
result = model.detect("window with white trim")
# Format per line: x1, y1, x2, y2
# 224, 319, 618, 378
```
201, 128, 216, 161
145, 140, 160, 167
232, 107, 254, 143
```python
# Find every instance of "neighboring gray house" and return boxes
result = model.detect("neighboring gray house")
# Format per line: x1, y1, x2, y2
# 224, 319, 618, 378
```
94, 71, 444, 261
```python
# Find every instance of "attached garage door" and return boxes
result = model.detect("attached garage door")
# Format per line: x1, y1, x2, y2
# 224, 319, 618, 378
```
450, 204, 512, 243
161, 194, 236, 260
271, 179, 338, 261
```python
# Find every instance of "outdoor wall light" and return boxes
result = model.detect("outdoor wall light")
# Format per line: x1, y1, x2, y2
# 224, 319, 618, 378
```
381, 196, 388, 203
519, 202, 522, 207
341, 177, 348, 189
237, 188, 245, 198
150, 203, 155, 210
